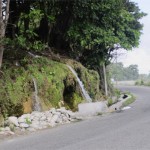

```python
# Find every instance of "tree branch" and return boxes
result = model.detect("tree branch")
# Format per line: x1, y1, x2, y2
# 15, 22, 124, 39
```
4, 0, 10, 30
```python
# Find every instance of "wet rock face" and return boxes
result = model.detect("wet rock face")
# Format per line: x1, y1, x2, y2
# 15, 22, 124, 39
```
0, 107, 77, 135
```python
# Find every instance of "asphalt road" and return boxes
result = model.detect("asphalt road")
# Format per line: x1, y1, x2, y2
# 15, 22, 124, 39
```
1, 85, 150, 150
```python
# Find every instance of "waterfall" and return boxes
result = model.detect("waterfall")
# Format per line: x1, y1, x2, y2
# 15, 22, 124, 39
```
67, 65, 92, 103
32, 78, 42, 111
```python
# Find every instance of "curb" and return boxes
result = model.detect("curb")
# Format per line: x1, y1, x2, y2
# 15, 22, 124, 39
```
107, 94, 132, 113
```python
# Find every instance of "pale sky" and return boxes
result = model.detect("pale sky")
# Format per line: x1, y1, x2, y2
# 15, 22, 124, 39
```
118, 0, 150, 74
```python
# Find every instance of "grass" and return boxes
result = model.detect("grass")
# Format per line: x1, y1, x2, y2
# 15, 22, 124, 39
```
122, 93, 136, 107
107, 99, 113, 107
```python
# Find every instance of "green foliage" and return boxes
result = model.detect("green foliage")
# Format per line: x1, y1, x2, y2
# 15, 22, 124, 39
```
0, 0, 146, 117
109, 62, 139, 81
4, 0, 145, 66
65, 59, 102, 100
64, 93, 83, 111
122, 94, 136, 107
26, 57, 68, 108
135, 73, 150, 86
135, 80, 144, 86
25, 117, 32, 125
0, 114, 4, 127
107, 99, 113, 107
66, 0, 146, 68
113, 88, 121, 99
9, 124, 15, 132
6, 8, 45, 52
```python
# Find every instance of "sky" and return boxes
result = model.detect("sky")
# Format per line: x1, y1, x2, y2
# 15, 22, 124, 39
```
117, 0, 150, 74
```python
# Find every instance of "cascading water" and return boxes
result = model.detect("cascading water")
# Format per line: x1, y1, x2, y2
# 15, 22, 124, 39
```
67, 65, 92, 103
32, 78, 42, 111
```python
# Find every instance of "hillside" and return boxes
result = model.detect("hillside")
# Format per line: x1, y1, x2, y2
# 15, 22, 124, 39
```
0, 56, 101, 122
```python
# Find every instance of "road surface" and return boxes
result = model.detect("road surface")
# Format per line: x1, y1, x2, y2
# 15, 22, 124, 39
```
0, 86, 150, 150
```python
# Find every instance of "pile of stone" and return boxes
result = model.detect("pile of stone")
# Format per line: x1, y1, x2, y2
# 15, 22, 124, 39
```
0, 107, 77, 135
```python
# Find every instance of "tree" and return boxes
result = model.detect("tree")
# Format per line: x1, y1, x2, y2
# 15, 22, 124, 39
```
125, 65, 139, 80
0, 0, 10, 68
109, 63, 139, 81
1, 0, 145, 94
4, 0, 146, 62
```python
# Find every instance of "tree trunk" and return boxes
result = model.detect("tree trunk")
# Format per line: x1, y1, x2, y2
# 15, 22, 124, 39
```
0, 45, 4, 68
0, 0, 4, 69
0, 0, 10, 69
103, 63, 108, 97
97, 64, 108, 97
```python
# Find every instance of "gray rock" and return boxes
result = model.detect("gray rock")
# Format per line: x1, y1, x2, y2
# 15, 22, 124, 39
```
78, 102, 108, 116
56, 117, 63, 124
50, 108, 56, 114
4, 127, 11, 131
21, 128, 26, 132
44, 111, 52, 118
47, 117, 52, 123
48, 122, 56, 127
30, 121, 40, 129
0, 131, 5, 135
40, 116, 47, 121
8, 116, 19, 127
18, 117, 25, 123
19, 123, 29, 128
62, 116, 69, 122
39, 121, 48, 127
66, 110, 75, 118
53, 112, 61, 116
0, 130, 14, 135
21, 114, 31, 119
6, 131, 15, 135
27, 128, 36, 132
57, 107, 66, 113
50, 115, 59, 123
31, 111, 41, 118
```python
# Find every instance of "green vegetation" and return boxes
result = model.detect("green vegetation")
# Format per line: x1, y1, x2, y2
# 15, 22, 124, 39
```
0, 57, 100, 117
109, 63, 139, 81
122, 93, 136, 107
0, 114, 4, 127
0, 1, 146, 121
135, 73, 150, 86
64, 59, 101, 100
107, 99, 113, 107
1, 0, 146, 91
25, 118, 32, 125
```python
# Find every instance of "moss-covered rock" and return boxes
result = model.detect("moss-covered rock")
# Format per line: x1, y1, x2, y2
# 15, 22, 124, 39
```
0, 57, 102, 117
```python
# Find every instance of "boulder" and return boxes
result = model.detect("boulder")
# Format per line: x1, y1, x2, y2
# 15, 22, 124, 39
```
27, 128, 36, 132
78, 102, 108, 116
50, 115, 59, 123
30, 121, 40, 129
8, 116, 19, 127
19, 123, 29, 128
50, 108, 56, 114
18, 117, 25, 123
4, 127, 11, 131
39, 116, 47, 121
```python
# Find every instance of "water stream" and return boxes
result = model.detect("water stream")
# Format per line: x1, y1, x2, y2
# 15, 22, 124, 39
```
32, 78, 42, 111
67, 65, 92, 103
